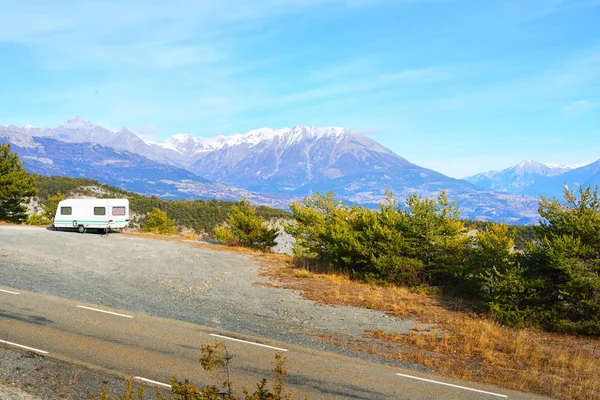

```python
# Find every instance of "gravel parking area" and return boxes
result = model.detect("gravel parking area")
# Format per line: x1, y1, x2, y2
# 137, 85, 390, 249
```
0, 225, 420, 358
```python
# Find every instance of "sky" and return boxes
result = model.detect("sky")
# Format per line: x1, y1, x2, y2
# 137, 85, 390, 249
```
0, 0, 599, 178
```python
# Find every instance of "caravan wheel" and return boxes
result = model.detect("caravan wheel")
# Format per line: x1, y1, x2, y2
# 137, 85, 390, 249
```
78, 225, 86, 234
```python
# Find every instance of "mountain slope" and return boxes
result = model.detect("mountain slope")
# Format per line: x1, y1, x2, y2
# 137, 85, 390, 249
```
0, 136, 290, 207
1, 117, 186, 168
521, 159, 600, 198
172, 126, 540, 223
464, 160, 580, 194
187, 126, 414, 193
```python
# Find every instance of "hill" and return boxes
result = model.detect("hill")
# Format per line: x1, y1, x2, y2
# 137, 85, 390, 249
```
35, 175, 290, 235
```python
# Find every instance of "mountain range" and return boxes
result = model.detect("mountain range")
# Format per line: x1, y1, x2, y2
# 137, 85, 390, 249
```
464, 159, 600, 198
3, 116, 583, 224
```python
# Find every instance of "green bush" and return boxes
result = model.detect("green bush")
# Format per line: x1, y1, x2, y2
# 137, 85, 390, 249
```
26, 213, 51, 226
287, 191, 467, 286
142, 208, 178, 234
215, 199, 278, 250
43, 192, 65, 220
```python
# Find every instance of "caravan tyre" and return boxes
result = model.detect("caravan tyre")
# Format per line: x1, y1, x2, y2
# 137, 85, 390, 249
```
78, 225, 86, 234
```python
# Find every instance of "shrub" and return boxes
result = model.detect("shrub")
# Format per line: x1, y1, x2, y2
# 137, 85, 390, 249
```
26, 213, 51, 226
142, 208, 178, 234
42, 192, 66, 220
215, 199, 278, 250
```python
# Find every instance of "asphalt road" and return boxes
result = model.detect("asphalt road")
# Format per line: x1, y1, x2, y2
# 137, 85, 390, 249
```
0, 287, 550, 400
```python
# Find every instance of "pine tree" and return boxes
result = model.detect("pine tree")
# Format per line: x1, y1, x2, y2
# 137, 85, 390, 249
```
0, 144, 38, 223
525, 186, 600, 334
215, 198, 278, 250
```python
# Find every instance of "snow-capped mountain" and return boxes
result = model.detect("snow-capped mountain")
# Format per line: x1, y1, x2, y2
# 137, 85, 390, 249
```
184, 126, 412, 193
161, 126, 540, 223
521, 159, 600, 198
1, 116, 185, 168
0, 134, 290, 207
1, 117, 551, 223
464, 159, 583, 194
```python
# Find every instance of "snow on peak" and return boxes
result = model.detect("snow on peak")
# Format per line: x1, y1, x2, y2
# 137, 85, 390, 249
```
543, 162, 586, 170
64, 115, 93, 124
515, 159, 543, 168
161, 126, 354, 156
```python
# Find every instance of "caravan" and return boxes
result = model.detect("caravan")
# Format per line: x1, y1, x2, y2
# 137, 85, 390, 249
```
53, 198, 130, 233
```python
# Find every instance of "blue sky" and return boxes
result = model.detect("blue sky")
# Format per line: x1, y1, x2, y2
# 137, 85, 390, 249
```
0, 0, 599, 177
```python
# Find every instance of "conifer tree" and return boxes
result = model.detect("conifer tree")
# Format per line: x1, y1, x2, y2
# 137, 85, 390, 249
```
524, 186, 600, 334
215, 198, 278, 250
0, 144, 38, 223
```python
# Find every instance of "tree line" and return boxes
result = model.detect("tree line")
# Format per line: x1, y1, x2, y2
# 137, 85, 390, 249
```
284, 189, 600, 335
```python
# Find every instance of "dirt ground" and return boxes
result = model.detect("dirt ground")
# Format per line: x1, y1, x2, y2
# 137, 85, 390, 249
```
0, 225, 423, 358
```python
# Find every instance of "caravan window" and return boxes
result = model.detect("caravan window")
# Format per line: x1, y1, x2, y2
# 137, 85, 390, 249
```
60, 207, 72, 215
112, 206, 126, 216
94, 207, 106, 216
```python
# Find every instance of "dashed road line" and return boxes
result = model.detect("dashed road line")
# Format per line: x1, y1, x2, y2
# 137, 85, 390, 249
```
0, 288, 20, 295
0, 339, 49, 354
210, 334, 289, 352
134, 376, 171, 388
395, 373, 508, 398
76, 305, 133, 318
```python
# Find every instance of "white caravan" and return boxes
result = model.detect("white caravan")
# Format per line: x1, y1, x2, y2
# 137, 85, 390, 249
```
53, 198, 130, 233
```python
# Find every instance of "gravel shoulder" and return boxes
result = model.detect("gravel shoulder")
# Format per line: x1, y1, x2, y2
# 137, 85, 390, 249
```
0, 226, 420, 360
0, 346, 164, 400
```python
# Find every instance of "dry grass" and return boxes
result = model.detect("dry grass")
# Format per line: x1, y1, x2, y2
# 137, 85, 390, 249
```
180, 229, 197, 240
258, 260, 600, 400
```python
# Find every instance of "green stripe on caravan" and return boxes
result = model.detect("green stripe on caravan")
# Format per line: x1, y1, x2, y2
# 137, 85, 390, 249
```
54, 220, 127, 223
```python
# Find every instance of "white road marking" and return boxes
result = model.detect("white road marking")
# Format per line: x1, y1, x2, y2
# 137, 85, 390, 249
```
395, 373, 508, 398
0, 339, 49, 354
76, 305, 133, 318
0, 288, 20, 295
210, 334, 289, 352
134, 376, 171, 388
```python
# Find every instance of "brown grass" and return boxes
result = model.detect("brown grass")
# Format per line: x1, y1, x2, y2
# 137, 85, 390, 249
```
257, 259, 600, 400
180, 229, 197, 240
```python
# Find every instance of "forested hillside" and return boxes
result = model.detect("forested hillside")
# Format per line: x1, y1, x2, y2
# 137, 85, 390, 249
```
35, 175, 291, 235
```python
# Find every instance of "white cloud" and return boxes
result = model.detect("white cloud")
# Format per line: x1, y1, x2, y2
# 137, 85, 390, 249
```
563, 100, 596, 116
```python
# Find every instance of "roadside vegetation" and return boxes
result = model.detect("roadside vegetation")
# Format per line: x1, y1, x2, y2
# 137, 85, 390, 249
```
286, 188, 600, 336
215, 198, 279, 250
96, 341, 298, 400
262, 263, 599, 400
